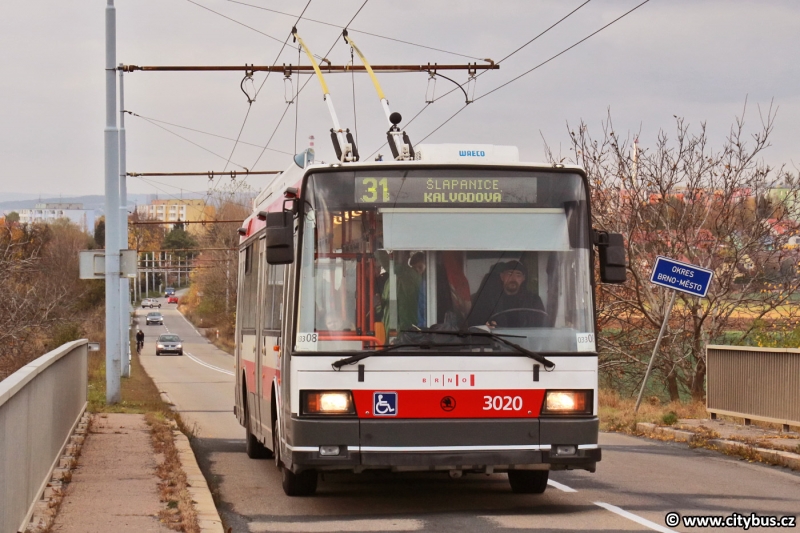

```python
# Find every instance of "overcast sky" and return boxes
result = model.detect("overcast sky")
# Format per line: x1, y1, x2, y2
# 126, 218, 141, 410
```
1, 0, 799, 201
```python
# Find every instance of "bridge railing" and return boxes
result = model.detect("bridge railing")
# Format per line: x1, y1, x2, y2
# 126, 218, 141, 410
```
706, 344, 800, 431
0, 339, 88, 533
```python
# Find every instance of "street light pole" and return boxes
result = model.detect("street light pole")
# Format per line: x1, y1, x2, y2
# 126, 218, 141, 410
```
104, 0, 121, 403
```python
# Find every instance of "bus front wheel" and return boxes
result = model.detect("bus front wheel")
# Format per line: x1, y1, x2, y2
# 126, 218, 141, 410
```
507, 470, 549, 494
273, 413, 318, 496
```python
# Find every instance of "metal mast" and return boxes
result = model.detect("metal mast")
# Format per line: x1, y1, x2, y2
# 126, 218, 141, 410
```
104, 0, 121, 403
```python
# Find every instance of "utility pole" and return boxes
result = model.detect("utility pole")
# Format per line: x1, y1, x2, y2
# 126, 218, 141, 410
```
119, 64, 130, 378
104, 0, 121, 403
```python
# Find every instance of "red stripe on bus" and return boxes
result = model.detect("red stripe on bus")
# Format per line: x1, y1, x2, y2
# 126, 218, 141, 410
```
351, 389, 545, 419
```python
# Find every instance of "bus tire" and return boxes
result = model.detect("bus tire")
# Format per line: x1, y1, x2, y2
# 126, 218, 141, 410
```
507, 470, 549, 494
244, 386, 271, 459
281, 468, 318, 497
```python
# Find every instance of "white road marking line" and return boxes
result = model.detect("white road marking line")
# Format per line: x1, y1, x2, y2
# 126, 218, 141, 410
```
177, 307, 203, 336
249, 518, 424, 532
186, 352, 234, 376
547, 479, 578, 492
594, 502, 677, 533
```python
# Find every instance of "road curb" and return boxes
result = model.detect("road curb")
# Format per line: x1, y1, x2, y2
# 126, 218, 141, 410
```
635, 422, 800, 470
173, 430, 225, 533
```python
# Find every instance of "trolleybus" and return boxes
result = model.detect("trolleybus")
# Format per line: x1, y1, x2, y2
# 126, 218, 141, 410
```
234, 143, 626, 496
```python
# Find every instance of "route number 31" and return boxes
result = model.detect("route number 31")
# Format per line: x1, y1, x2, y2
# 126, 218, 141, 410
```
361, 177, 390, 203
483, 395, 523, 411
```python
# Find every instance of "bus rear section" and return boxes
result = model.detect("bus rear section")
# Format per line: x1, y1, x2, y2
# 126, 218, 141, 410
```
243, 163, 624, 496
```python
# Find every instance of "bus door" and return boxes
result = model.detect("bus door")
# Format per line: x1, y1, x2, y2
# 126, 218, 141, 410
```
259, 256, 285, 436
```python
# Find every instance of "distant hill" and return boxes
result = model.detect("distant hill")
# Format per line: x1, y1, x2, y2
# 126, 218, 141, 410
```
0, 193, 203, 213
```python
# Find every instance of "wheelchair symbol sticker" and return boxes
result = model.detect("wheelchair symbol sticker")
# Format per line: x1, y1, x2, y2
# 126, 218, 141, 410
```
373, 392, 397, 416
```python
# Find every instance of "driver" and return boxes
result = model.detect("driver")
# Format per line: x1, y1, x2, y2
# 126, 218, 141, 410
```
473, 260, 545, 328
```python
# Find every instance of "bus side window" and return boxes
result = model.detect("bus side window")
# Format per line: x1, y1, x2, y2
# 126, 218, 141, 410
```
241, 243, 258, 331
261, 263, 285, 333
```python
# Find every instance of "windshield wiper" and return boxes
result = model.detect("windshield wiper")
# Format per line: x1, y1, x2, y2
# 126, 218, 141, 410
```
400, 329, 556, 370
331, 342, 466, 370
331, 331, 555, 371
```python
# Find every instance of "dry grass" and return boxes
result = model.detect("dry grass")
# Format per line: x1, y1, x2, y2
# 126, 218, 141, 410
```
599, 389, 709, 433
88, 340, 168, 414
145, 412, 200, 533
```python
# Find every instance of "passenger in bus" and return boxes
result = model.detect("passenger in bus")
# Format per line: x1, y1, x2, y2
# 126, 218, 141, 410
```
468, 260, 545, 328
376, 250, 423, 332
409, 252, 427, 328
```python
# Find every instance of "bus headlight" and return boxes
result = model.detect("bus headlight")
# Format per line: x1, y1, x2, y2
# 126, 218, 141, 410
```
541, 390, 592, 415
301, 391, 355, 415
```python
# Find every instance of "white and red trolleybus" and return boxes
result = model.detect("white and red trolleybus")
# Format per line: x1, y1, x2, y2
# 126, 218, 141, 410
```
234, 143, 627, 496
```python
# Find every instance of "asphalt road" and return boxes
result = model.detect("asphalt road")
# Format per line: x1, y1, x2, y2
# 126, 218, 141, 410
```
137, 299, 800, 533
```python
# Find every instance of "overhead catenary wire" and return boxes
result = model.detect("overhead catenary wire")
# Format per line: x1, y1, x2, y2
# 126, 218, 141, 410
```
251, 0, 371, 170
374, 0, 649, 155
210, 0, 313, 196
225, 0, 484, 61
132, 113, 250, 171
126, 112, 293, 155
364, 0, 592, 160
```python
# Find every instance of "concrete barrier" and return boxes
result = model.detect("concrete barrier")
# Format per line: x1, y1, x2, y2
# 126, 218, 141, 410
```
706, 344, 800, 430
0, 340, 88, 533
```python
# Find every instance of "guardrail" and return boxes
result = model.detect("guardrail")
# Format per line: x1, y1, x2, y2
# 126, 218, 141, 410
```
706, 345, 800, 431
0, 340, 88, 533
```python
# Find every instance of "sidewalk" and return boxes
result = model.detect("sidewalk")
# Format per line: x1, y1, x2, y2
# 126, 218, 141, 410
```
46, 413, 222, 533
50, 414, 171, 532
635, 417, 800, 470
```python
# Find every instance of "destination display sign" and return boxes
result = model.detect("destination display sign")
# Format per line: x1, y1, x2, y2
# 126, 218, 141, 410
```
649, 256, 713, 298
354, 176, 537, 205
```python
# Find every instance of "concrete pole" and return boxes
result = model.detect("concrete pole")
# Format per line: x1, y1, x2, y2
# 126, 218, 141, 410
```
104, 0, 121, 403
145, 252, 150, 297
119, 65, 130, 378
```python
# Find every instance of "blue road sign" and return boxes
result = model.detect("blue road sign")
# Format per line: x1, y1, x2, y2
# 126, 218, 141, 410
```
650, 256, 713, 298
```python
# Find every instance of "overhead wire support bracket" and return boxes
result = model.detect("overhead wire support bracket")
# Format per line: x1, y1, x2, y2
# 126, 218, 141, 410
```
120, 63, 499, 73
127, 171, 281, 177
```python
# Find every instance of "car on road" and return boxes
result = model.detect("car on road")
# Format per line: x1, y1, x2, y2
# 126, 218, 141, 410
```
155, 333, 183, 356
146, 311, 164, 326
141, 298, 161, 308
167, 295, 179, 304
165, 287, 176, 297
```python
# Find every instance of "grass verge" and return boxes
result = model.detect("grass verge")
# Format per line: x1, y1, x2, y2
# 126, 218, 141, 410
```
599, 389, 708, 433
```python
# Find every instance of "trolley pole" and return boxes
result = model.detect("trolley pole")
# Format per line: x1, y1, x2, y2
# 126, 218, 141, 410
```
104, 0, 121, 403
119, 64, 130, 378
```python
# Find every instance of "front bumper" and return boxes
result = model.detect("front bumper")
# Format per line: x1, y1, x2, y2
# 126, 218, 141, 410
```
284, 417, 600, 473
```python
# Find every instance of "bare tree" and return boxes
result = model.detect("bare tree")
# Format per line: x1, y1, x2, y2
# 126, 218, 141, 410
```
0, 220, 101, 378
183, 183, 254, 337
547, 105, 800, 400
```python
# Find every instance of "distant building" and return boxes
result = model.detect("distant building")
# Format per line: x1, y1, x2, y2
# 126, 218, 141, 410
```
19, 203, 96, 232
135, 199, 215, 233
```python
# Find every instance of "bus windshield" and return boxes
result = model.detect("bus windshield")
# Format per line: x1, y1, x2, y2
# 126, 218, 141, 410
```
295, 168, 595, 354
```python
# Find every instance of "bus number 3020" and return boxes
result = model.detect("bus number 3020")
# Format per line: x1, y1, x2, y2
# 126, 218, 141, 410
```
483, 396, 523, 411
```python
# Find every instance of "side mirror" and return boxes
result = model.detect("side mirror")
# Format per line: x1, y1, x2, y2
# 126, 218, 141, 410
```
266, 211, 295, 265
596, 231, 627, 283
